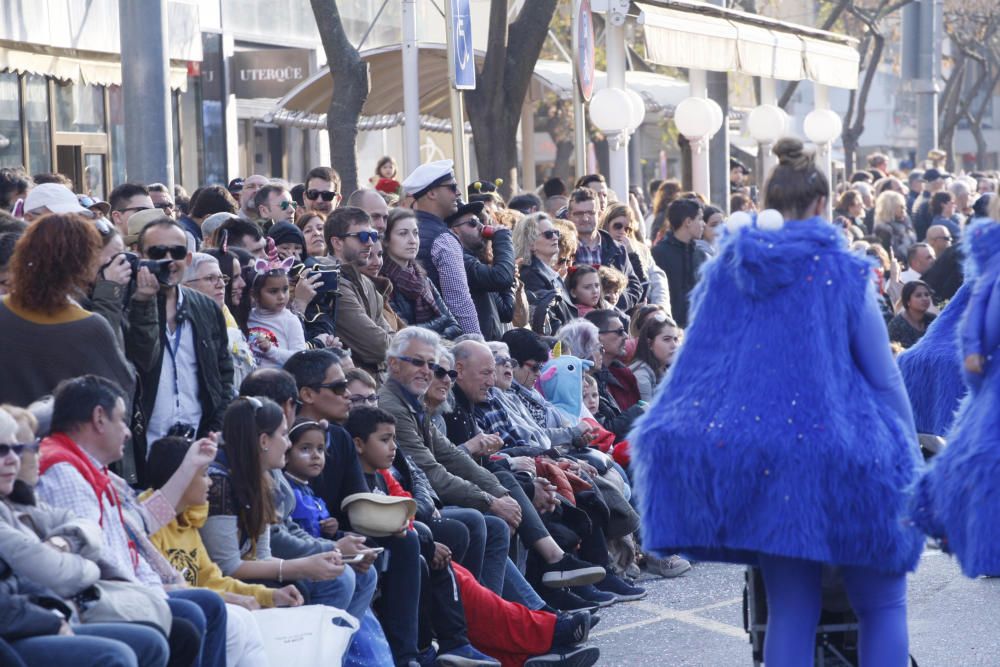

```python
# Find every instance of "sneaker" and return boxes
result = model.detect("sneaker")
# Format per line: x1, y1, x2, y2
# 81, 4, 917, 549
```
540, 586, 598, 613
524, 646, 600, 667
594, 571, 647, 601
551, 610, 591, 647
436, 644, 501, 667
624, 562, 641, 580
416, 646, 438, 667
541, 554, 606, 588
572, 584, 617, 607
644, 553, 692, 578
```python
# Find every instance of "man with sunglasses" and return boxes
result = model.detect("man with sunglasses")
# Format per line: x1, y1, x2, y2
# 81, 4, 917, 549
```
324, 206, 394, 380
128, 218, 234, 482
583, 310, 645, 438
109, 183, 154, 237
404, 159, 481, 335
147, 183, 176, 220
254, 184, 295, 229
303, 166, 342, 215
448, 201, 516, 341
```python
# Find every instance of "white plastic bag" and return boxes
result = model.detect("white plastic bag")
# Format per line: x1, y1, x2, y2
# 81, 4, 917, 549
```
252, 604, 359, 667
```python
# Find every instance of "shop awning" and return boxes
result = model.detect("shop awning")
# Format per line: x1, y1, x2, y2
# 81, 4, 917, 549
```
634, 0, 859, 89
0, 45, 190, 91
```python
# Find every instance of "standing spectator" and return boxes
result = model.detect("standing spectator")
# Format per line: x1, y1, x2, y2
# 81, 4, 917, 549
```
516, 213, 577, 335
148, 183, 176, 219
201, 248, 255, 393
652, 198, 707, 328
235, 175, 269, 222
109, 183, 153, 237
629, 315, 680, 402
929, 191, 961, 241
303, 166, 342, 215
381, 207, 461, 339
0, 215, 136, 419
0, 167, 30, 212
900, 242, 935, 284
450, 202, 516, 341
326, 206, 394, 379
219, 217, 266, 258
602, 202, 670, 311
695, 205, 724, 259
295, 211, 328, 259
925, 225, 954, 258
567, 189, 642, 311
649, 179, 682, 242
905, 170, 924, 215
873, 190, 916, 260
346, 188, 390, 234
913, 168, 949, 240
186, 185, 238, 247
574, 174, 609, 214
131, 217, 233, 480
888, 281, 936, 349
405, 160, 481, 335
254, 184, 295, 230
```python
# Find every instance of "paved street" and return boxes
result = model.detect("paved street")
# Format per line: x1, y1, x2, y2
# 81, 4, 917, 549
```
590, 550, 1000, 666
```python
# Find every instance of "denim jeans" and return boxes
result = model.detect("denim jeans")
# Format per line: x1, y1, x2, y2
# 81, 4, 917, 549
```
303, 562, 379, 621
501, 558, 545, 610
10, 622, 170, 667
373, 530, 422, 665
441, 508, 509, 595
168, 588, 227, 667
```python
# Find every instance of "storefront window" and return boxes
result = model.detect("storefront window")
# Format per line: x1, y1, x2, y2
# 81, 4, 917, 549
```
0, 72, 24, 168
54, 80, 106, 133
24, 75, 51, 174
108, 85, 126, 187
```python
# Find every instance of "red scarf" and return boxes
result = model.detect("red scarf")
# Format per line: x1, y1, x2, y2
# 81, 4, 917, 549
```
39, 432, 140, 570
378, 469, 415, 530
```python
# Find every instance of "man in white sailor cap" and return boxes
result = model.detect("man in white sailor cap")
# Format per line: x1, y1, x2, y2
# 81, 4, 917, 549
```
402, 160, 481, 335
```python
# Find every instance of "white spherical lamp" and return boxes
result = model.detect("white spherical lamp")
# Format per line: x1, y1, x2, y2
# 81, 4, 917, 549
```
623, 88, 647, 132
705, 98, 724, 138
588, 88, 632, 134
725, 210, 753, 233
803, 109, 843, 145
747, 104, 786, 144
756, 208, 785, 231
673, 97, 713, 139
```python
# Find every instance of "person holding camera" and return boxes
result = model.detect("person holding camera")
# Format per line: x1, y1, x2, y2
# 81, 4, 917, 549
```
128, 216, 234, 485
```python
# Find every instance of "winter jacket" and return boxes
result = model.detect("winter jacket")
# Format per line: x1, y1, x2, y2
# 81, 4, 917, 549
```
270, 471, 336, 558
652, 232, 709, 328
591, 229, 644, 311
335, 262, 395, 380
463, 227, 516, 341
387, 268, 462, 339
519, 255, 578, 335
131, 286, 233, 483
0, 559, 69, 641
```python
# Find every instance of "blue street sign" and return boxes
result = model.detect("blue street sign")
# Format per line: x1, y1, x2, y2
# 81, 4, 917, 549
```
450, 0, 476, 90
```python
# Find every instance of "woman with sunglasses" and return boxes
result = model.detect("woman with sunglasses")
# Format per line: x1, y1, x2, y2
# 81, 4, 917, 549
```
601, 203, 673, 311
381, 208, 462, 339
514, 213, 578, 335
0, 214, 137, 425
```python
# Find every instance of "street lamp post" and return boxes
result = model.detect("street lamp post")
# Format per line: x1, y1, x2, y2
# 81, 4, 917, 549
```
747, 104, 788, 182
803, 108, 843, 220
673, 97, 724, 198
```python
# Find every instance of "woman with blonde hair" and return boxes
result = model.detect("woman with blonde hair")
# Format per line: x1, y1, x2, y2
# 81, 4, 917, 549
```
514, 213, 577, 334
873, 190, 916, 260
601, 203, 671, 310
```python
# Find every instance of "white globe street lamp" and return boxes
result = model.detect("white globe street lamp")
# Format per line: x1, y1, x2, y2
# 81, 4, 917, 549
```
623, 88, 646, 133
747, 104, 790, 187
588, 87, 632, 135
673, 96, 714, 139
803, 109, 843, 145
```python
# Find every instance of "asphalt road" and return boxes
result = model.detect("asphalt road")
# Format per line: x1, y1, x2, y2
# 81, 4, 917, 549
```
589, 550, 1000, 666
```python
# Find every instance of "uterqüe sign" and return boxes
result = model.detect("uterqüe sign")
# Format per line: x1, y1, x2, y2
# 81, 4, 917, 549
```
231, 48, 311, 99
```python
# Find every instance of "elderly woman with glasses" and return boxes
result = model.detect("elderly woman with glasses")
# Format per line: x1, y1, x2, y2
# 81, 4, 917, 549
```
514, 213, 578, 335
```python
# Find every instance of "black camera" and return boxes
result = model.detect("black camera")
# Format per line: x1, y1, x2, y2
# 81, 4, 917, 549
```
120, 251, 173, 285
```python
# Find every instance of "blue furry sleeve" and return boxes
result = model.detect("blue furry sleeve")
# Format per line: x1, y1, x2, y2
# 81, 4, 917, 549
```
960, 261, 1000, 358
852, 287, 917, 443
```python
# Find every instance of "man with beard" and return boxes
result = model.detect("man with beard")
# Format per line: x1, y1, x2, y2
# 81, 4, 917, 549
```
404, 160, 481, 334
304, 166, 342, 216
448, 201, 515, 341
325, 206, 394, 380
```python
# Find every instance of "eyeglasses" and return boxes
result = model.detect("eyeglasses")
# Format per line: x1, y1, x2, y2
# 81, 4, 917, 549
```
310, 380, 349, 396
523, 360, 542, 373
611, 222, 632, 233
599, 327, 627, 337
493, 355, 514, 367
437, 183, 461, 194
306, 189, 338, 201
432, 363, 458, 380
541, 229, 561, 240
929, 235, 953, 243
347, 393, 379, 407
0, 443, 39, 457
145, 244, 187, 261
119, 205, 152, 214
337, 231, 379, 244
186, 273, 229, 286
557, 257, 572, 267
154, 202, 175, 211
276, 200, 295, 211
453, 218, 482, 230
394, 355, 435, 370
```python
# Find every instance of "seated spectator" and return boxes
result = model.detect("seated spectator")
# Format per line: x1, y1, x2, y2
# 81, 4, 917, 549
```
202, 247, 255, 392
629, 315, 680, 402
585, 310, 641, 412
247, 256, 309, 368
888, 281, 936, 349
0, 215, 136, 438
516, 213, 577, 335
381, 208, 462, 338
565, 265, 605, 318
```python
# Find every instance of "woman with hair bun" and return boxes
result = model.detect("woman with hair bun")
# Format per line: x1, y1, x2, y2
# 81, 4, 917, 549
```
632, 137, 921, 667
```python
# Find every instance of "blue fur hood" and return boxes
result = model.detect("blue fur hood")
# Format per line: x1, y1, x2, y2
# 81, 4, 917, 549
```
720, 217, 859, 298
962, 218, 1000, 278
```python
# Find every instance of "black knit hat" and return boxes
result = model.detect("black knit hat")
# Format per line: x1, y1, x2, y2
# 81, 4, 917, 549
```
267, 221, 305, 248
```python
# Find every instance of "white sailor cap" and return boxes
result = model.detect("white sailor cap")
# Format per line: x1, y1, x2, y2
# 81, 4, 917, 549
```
401, 159, 455, 198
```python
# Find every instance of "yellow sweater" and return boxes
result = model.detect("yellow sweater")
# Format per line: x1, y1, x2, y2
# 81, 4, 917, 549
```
146, 501, 275, 607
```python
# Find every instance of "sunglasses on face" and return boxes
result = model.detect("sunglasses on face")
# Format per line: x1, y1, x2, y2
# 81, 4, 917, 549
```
454, 218, 482, 230
599, 327, 627, 337
154, 202, 175, 211
348, 394, 379, 406
306, 189, 338, 201
276, 200, 295, 211
395, 355, 435, 370
0, 443, 39, 457
437, 183, 461, 194
494, 355, 514, 367
337, 231, 380, 244
119, 205, 152, 214
523, 360, 542, 373
145, 244, 187, 261
611, 222, 632, 233
541, 229, 561, 240
432, 363, 458, 380
311, 380, 349, 396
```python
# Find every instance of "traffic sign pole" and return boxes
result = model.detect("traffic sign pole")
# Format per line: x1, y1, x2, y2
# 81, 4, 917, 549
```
571, 0, 595, 180
445, 0, 475, 194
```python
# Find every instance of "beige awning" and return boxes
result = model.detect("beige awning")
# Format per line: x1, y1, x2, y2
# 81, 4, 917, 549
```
0, 46, 189, 91
634, 0, 859, 89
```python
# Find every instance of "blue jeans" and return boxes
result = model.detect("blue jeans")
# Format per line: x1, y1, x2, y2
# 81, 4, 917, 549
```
501, 557, 545, 610
303, 563, 378, 621
441, 508, 510, 596
168, 588, 227, 667
11, 622, 169, 667
759, 554, 909, 667
373, 530, 422, 665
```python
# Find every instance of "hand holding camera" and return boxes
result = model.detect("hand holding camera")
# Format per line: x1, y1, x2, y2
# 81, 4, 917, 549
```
133, 266, 160, 302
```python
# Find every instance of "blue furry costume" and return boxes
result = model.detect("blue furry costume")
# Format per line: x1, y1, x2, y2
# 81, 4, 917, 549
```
897, 284, 969, 436
631, 217, 924, 575
913, 219, 1000, 577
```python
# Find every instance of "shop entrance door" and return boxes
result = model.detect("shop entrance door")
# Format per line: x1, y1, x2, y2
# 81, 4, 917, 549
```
55, 133, 109, 199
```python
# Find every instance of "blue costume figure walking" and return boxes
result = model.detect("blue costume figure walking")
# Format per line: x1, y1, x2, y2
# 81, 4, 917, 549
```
630, 138, 923, 667
913, 216, 1000, 577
